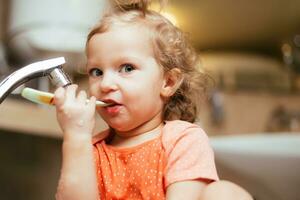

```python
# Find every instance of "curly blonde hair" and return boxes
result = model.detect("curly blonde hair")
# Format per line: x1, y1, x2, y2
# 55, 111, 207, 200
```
86, 0, 211, 123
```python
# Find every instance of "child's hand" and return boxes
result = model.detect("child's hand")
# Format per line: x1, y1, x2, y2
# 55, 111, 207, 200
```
54, 84, 96, 139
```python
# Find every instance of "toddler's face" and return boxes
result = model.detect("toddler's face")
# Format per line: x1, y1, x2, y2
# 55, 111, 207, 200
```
86, 25, 166, 133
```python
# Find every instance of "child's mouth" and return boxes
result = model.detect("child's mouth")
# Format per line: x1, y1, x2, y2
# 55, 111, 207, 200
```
101, 100, 122, 114
102, 99, 118, 106
106, 104, 121, 114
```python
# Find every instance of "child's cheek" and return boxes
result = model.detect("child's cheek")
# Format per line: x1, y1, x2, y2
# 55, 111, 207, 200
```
88, 82, 99, 97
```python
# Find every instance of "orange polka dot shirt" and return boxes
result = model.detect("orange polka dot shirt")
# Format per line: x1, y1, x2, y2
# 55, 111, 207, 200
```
92, 120, 219, 199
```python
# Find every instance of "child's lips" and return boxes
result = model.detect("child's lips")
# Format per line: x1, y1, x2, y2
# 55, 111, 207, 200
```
105, 104, 122, 114
101, 99, 120, 106
101, 99, 122, 114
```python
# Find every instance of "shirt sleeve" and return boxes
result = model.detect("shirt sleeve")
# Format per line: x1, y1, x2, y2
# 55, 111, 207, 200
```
162, 121, 219, 188
92, 129, 110, 194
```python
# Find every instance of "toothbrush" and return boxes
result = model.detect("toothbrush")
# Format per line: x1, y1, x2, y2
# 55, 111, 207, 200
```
21, 87, 110, 107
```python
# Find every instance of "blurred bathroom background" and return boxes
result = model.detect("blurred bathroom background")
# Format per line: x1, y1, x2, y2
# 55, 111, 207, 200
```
0, 0, 300, 199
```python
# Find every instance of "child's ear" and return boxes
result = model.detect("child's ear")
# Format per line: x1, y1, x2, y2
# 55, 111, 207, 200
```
161, 68, 183, 97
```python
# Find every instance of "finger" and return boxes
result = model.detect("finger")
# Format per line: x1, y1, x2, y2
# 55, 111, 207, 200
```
87, 96, 96, 111
77, 90, 87, 104
53, 87, 65, 107
65, 84, 78, 103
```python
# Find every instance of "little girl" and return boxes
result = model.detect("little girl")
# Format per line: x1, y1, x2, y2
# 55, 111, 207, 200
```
54, 0, 253, 199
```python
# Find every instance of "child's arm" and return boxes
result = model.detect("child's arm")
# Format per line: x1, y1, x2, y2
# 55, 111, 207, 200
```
54, 85, 99, 200
166, 180, 207, 199
201, 180, 253, 200
163, 122, 253, 200
166, 180, 253, 200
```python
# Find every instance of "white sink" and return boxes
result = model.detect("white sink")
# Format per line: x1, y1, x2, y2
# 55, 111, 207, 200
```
211, 134, 300, 200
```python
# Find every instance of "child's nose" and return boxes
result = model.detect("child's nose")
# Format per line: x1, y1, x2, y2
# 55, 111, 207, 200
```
99, 72, 117, 93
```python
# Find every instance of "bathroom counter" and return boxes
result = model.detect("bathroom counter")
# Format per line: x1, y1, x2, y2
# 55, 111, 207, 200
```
0, 98, 61, 138
0, 98, 107, 138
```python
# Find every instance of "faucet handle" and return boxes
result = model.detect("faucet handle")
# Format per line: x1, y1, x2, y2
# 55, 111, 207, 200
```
48, 67, 72, 88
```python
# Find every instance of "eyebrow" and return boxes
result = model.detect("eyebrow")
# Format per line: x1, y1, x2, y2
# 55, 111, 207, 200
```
86, 61, 103, 69
115, 55, 142, 65
86, 54, 143, 70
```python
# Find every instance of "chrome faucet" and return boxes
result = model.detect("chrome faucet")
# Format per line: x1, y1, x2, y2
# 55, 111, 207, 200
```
0, 57, 72, 104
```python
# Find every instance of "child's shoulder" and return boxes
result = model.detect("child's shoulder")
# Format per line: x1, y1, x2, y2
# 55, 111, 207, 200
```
162, 120, 209, 150
164, 120, 200, 130
163, 120, 206, 137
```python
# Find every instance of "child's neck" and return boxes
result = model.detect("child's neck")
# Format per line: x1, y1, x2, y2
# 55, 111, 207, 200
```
109, 120, 164, 148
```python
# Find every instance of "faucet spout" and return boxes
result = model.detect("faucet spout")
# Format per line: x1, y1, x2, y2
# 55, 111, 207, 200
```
0, 57, 71, 104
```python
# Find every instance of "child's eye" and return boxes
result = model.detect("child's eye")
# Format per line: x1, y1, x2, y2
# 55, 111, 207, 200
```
89, 68, 103, 77
120, 64, 135, 73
